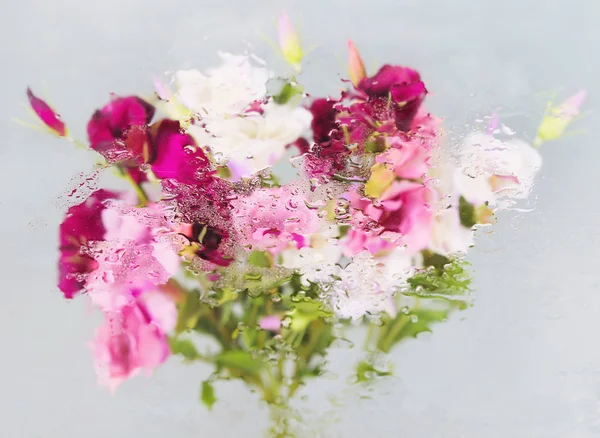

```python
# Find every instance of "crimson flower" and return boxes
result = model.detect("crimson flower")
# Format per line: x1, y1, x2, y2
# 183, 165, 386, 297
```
58, 189, 118, 298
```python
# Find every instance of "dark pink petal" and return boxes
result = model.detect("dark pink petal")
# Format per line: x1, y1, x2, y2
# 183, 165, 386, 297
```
358, 65, 421, 97
390, 81, 427, 131
309, 98, 338, 144
149, 120, 213, 184
58, 189, 119, 298
26, 88, 67, 136
87, 96, 155, 156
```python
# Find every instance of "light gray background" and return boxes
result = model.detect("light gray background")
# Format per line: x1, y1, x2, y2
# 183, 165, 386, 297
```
2, 1, 599, 437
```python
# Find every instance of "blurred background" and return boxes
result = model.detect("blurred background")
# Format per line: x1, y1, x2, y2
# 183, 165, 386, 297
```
1, 1, 599, 437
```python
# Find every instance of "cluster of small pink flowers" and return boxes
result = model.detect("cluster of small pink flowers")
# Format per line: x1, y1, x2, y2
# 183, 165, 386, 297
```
25, 14, 584, 391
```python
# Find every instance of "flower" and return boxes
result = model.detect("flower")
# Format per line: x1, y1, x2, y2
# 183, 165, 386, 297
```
535, 90, 586, 145
189, 101, 312, 179
375, 136, 430, 179
87, 95, 155, 161
58, 189, 118, 298
85, 201, 182, 311
348, 180, 433, 253
179, 222, 232, 267
167, 52, 270, 119
347, 40, 366, 86
342, 228, 396, 257
428, 207, 474, 256
92, 289, 176, 391
278, 12, 304, 70
26, 88, 67, 137
231, 186, 321, 255
454, 132, 542, 206
329, 250, 413, 320
259, 314, 282, 332
358, 65, 427, 131
149, 119, 213, 184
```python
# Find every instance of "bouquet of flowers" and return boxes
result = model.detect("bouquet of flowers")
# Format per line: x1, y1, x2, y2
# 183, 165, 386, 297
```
22, 12, 585, 437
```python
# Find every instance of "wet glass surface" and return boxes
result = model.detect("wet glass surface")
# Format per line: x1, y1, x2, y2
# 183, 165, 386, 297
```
2, 1, 599, 437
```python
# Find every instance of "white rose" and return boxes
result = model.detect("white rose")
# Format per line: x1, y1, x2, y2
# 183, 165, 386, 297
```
189, 101, 312, 178
170, 52, 270, 118
454, 132, 542, 206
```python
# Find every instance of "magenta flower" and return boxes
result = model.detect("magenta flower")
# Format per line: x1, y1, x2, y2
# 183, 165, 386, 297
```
26, 88, 67, 137
58, 189, 118, 298
180, 222, 232, 267
92, 290, 176, 391
358, 65, 427, 131
309, 98, 341, 148
149, 119, 213, 185
87, 95, 155, 160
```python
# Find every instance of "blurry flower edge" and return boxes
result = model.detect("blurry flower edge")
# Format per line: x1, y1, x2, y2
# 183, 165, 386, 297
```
22, 11, 586, 437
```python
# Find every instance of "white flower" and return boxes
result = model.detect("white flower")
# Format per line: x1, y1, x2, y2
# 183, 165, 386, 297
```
280, 225, 343, 285
329, 250, 414, 320
169, 52, 270, 118
428, 207, 475, 256
189, 101, 312, 178
454, 132, 542, 206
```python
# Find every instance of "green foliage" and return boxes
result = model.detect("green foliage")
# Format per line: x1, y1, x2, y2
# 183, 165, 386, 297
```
201, 380, 217, 410
355, 361, 392, 383
248, 250, 274, 268
175, 290, 204, 334
272, 81, 304, 105
458, 196, 476, 228
408, 256, 472, 296
168, 337, 200, 361
215, 350, 265, 374
371, 257, 472, 353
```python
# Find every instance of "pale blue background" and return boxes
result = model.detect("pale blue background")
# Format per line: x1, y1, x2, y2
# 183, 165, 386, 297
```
1, 0, 599, 437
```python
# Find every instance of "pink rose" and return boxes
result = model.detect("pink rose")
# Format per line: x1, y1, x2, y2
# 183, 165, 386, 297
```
92, 289, 176, 391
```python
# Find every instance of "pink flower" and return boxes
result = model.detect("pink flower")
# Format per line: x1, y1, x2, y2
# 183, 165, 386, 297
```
348, 180, 432, 253
278, 11, 303, 69
347, 40, 366, 86
26, 88, 67, 137
87, 95, 155, 161
58, 189, 118, 298
92, 289, 176, 391
259, 314, 282, 332
342, 228, 396, 257
231, 186, 320, 255
85, 202, 182, 311
375, 136, 430, 180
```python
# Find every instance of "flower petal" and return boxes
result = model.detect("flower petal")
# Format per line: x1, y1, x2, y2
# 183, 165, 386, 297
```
26, 88, 67, 136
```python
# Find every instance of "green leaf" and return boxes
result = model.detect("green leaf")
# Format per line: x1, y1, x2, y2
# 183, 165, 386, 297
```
168, 337, 199, 360
286, 297, 332, 332
175, 290, 203, 334
376, 305, 454, 353
458, 196, 476, 228
215, 350, 264, 374
272, 82, 304, 105
356, 361, 392, 383
408, 257, 472, 296
201, 380, 217, 410
248, 250, 274, 268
